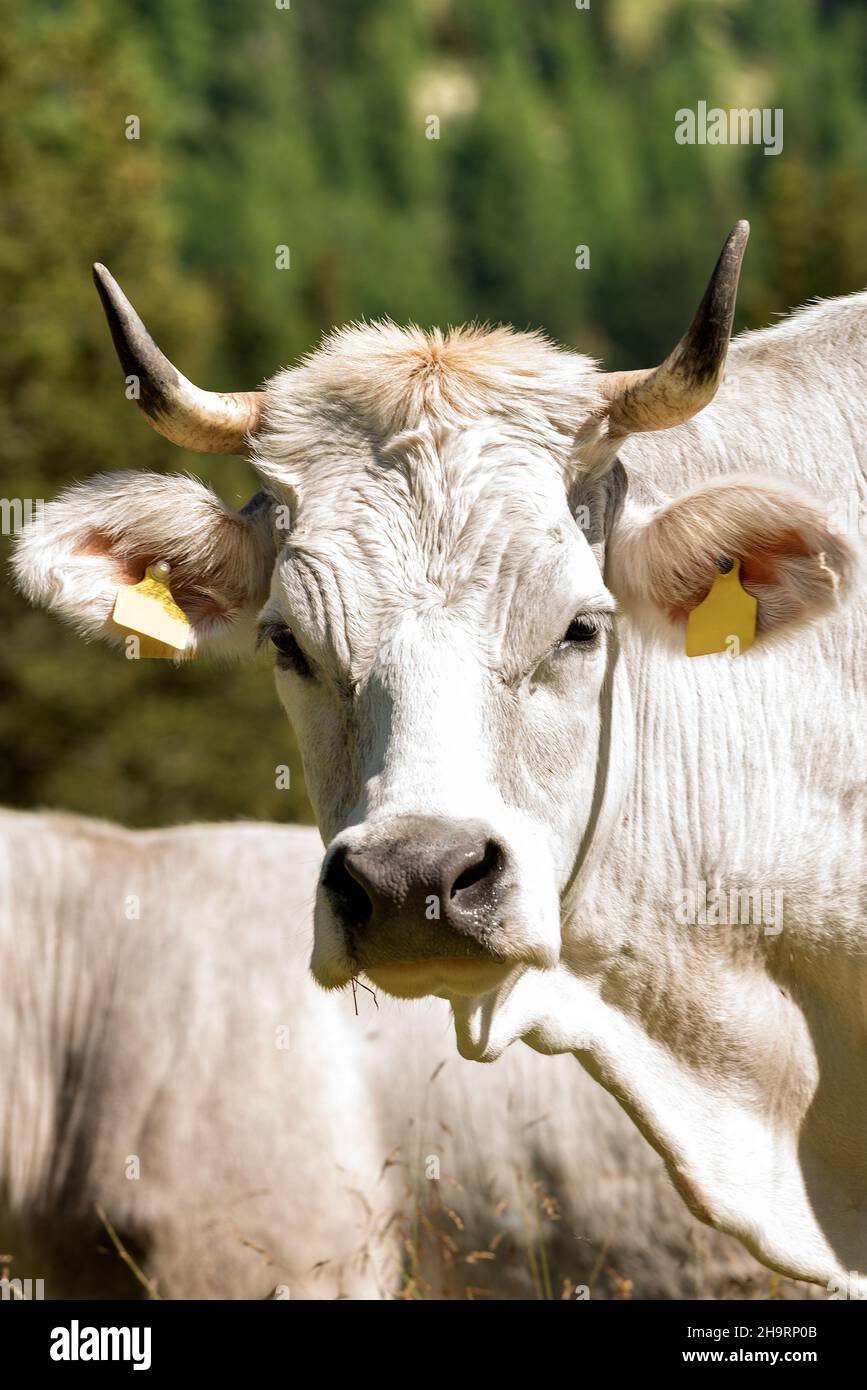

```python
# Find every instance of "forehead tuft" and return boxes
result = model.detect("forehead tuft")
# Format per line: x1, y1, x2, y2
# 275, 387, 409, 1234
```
252, 320, 603, 486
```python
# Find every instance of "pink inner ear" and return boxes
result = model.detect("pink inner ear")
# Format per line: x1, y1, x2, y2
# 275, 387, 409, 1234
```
74, 531, 144, 586
740, 529, 811, 588
663, 529, 812, 623
176, 592, 228, 624
74, 532, 228, 624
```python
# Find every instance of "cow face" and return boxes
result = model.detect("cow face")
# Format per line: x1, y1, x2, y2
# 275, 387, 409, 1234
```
13, 222, 860, 1020
256, 420, 616, 999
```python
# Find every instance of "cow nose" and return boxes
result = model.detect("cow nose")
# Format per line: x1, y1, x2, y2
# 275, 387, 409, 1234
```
323, 817, 508, 938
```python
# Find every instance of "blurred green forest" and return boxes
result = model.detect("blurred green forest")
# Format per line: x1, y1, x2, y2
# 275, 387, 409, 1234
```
2, 0, 866, 828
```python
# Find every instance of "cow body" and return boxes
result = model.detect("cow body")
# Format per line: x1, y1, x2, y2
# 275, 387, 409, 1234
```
452, 296, 867, 1291
12, 231, 866, 1294
0, 809, 814, 1299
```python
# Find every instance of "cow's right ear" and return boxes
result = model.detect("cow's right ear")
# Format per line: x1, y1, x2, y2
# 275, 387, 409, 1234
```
605, 475, 862, 647
13, 472, 276, 659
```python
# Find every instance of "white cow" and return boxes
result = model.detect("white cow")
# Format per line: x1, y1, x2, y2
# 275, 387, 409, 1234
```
0, 809, 807, 1300
14, 222, 866, 1294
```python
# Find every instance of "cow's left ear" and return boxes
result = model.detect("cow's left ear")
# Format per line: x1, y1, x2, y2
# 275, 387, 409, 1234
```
13, 471, 277, 659
606, 476, 862, 643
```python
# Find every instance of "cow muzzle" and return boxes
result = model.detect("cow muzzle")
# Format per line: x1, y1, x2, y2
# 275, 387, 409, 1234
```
312, 814, 532, 996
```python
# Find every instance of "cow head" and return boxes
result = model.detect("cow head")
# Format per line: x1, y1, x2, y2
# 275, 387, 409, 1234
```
14, 223, 860, 1024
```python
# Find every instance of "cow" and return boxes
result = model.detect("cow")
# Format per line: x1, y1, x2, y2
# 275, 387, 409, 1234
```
13, 222, 866, 1295
0, 809, 809, 1300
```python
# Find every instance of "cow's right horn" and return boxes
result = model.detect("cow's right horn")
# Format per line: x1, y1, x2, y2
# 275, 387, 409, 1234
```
599, 220, 750, 438
93, 264, 264, 454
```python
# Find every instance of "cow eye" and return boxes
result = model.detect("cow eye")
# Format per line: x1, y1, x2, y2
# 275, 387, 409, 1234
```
269, 626, 311, 677
560, 615, 600, 647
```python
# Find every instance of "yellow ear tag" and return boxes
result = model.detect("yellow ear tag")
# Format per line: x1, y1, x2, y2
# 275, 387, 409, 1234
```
112, 561, 190, 658
685, 558, 757, 658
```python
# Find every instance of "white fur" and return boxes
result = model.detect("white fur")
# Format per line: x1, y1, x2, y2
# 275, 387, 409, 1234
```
12, 291, 867, 1295
0, 810, 810, 1300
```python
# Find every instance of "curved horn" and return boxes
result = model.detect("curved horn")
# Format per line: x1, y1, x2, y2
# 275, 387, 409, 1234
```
600, 220, 750, 437
92, 264, 264, 454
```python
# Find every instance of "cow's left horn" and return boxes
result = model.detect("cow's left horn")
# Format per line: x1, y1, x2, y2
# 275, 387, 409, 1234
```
600, 220, 749, 437
93, 264, 264, 454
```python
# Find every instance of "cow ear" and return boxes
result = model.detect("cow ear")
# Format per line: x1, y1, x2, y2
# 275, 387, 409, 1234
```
607, 476, 862, 644
13, 472, 276, 659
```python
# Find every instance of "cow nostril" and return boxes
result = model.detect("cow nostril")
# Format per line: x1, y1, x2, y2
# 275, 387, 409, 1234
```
322, 847, 373, 926
321, 823, 508, 945
450, 840, 503, 901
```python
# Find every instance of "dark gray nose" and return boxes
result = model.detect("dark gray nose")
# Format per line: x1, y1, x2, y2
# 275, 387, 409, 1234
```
322, 815, 508, 943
